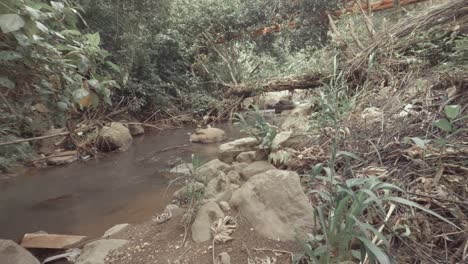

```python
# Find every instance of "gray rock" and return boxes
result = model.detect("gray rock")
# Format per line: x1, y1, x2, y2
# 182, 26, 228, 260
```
191, 202, 224, 243
226, 171, 241, 183
102, 224, 129, 238
128, 123, 144, 136
205, 173, 229, 198
271, 131, 319, 150
218, 137, 258, 162
76, 239, 127, 264
230, 170, 318, 241
173, 182, 205, 203
231, 162, 248, 173
235, 151, 256, 163
195, 159, 231, 184
281, 103, 313, 132
96, 122, 132, 152
46, 150, 78, 166
218, 201, 231, 212
190, 127, 225, 143
241, 161, 276, 180
0, 239, 40, 264
169, 163, 194, 178
274, 99, 295, 113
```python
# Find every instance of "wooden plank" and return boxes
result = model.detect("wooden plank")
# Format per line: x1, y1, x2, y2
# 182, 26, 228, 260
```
20, 233, 87, 249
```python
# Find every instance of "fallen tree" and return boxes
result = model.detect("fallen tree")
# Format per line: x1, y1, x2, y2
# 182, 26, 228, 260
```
224, 0, 467, 97
224, 74, 325, 97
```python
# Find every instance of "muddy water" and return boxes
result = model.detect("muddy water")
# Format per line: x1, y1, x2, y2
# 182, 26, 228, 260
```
0, 124, 244, 241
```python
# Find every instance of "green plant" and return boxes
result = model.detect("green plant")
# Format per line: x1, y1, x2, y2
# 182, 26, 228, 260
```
234, 105, 277, 149
0, 0, 119, 137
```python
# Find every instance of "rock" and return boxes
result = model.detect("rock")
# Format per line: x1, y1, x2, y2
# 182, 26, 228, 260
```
226, 171, 241, 183
218, 201, 231, 212
0, 239, 40, 264
169, 163, 193, 177
189, 127, 225, 143
271, 131, 319, 150
128, 123, 145, 136
173, 182, 205, 202
241, 161, 276, 180
230, 170, 317, 241
274, 99, 295, 113
21, 233, 87, 249
217, 252, 231, 264
76, 239, 127, 264
235, 151, 256, 163
231, 162, 248, 173
258, 91, 290, 110
191, 202, 224, 243
40, 128, 67, 155
102, 224, 129, 238
361, 107, 382, 125
96, 122, 132, 152
205, 173, 230, 198
165, 204, 185, 218
195, 159, 231, 184
46, 150, 78, 165
281, 103, 313, 132
218, 137, 258, 162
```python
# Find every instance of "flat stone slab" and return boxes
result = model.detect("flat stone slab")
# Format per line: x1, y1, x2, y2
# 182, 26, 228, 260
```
21, 234, 87, 249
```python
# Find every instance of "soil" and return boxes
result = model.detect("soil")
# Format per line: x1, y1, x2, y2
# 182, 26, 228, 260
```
106, 210, 301, 264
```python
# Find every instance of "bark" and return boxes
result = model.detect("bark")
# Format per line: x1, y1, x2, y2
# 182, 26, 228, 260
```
225, 74, 325, 97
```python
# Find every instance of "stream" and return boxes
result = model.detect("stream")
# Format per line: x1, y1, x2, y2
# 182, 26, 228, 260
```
0, 124, 243, 241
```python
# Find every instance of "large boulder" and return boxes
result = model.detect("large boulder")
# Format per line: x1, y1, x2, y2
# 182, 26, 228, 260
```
281, 103, 313, 132
0, 239, 40, 264
205, 172, 233, 202
258, 91, 290, 110
76, 239, 128, 264
241, 161, 276, 180
195, 159, 231, 184
235, 151, 256, 163
271, 131, 319, 150
191, 201, 224, 242
96, 122, 132, 152
218, 137, 258, 162
230, 170, 317, 241
189, 127, 225, 143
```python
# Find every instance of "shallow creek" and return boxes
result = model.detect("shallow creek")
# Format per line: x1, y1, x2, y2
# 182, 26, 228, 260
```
0, 124, 244, 241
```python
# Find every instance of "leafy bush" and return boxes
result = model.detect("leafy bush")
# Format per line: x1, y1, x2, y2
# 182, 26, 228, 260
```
0, 0, 118, 136
234, 105, 277, 149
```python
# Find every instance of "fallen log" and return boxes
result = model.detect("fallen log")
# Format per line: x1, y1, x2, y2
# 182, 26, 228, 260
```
225, 74, 326, 97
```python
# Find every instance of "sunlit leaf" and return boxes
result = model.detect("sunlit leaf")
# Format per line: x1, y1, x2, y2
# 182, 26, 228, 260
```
85, 32, 100, 46
50, 1, 65, 12
0, 14, 25, 33
444, 105, 461, 120
35, 21, 48, 32
433, 119, 452, 132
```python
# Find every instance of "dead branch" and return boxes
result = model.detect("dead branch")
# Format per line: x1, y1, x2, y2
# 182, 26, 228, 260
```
0, 132, 70, 147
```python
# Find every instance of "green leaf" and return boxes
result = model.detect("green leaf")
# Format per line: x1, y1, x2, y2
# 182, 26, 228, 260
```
72, 88, 89, 103
405, 137, 430, 149
336, 151, 364, 162
0, 14, 25, 33
106, 61, 121, 73
0, 76, 15, 89
50, 1, 65, 12
0, 51, 22, 62
35, 21, 48, 32
24, 6, 41, 20
57, 101, 69, 112
85, 32, 100, 46
383, 197, 460, 229
444, 105, 461, 120
434, 119, 452, 132
357, 236, 391, 264
61, 29, 81, 36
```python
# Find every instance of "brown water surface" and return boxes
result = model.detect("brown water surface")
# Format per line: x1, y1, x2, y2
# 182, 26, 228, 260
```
0, 124, 242, 241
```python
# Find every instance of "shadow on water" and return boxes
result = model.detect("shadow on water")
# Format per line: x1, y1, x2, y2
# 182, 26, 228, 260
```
0, 124, 244, 241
